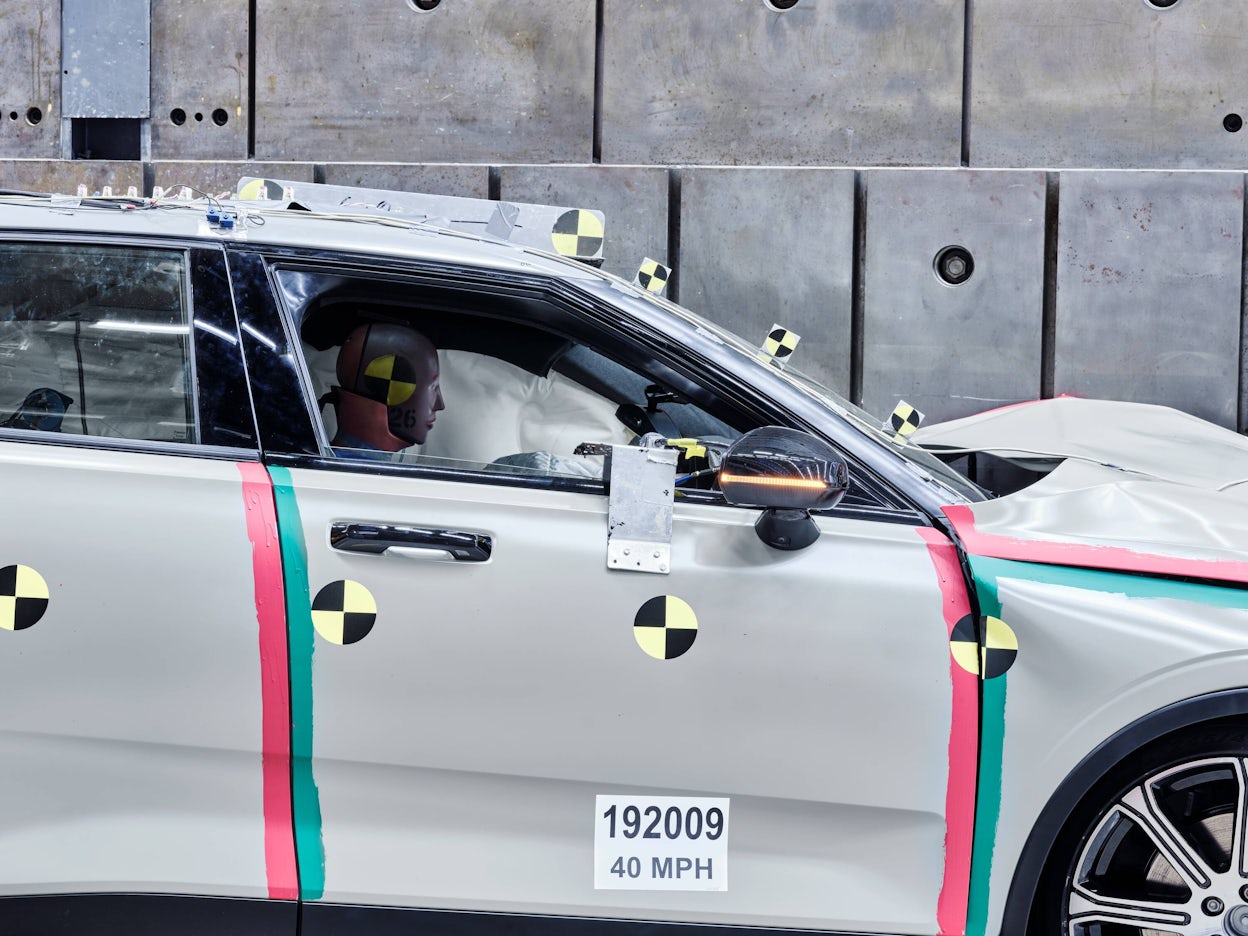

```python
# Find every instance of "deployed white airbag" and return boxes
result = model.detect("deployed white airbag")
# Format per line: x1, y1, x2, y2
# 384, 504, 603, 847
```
418, 350, 629, 464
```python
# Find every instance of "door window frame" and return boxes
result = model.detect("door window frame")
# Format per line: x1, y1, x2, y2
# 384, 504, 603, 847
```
236, 245, 930, 525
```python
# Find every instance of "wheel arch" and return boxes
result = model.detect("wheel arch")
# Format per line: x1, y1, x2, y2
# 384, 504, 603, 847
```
1003, 687, 1248, 935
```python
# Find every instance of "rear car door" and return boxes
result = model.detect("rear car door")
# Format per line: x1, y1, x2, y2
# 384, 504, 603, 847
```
0, 240, 297, 932
234, 247, 978, 935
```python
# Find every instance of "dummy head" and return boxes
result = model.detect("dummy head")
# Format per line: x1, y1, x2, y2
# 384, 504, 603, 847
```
333, 322, 444, 451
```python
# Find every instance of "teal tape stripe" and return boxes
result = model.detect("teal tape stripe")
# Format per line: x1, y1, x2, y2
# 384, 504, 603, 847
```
966, 560, 1005, 936
968, 679, 1006, 936
269, 465, 325, 901
975, 556, 1248, 610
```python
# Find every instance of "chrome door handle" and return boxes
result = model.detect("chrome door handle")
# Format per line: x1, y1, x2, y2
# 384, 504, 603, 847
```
329, 522, 493, 562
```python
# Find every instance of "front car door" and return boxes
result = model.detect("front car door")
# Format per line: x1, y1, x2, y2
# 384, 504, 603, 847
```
233, 245, 979, 935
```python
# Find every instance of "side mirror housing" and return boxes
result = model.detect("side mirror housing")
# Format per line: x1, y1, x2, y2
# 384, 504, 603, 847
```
720, 427, 849, 550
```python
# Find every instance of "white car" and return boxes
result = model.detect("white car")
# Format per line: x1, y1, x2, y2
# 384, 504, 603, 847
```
1, 182, 1247, 936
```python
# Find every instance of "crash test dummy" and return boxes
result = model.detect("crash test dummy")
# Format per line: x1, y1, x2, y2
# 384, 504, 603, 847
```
330, 322, 444, 453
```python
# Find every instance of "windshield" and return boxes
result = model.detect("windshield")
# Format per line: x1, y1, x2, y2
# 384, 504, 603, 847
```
773, 363, 983, 499
585, 274, 983, 502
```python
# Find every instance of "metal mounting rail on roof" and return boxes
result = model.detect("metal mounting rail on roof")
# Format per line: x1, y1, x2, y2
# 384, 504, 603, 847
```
236, 177, 606, 266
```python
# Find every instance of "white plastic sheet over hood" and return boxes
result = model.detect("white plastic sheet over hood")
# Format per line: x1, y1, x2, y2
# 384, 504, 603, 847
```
912, 398, 1248, 583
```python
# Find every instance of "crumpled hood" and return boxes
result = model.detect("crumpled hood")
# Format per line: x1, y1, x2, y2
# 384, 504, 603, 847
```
913, 398, 1248, 584
913, 396, 1248, 489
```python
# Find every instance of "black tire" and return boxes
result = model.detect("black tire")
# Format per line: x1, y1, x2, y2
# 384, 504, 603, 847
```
1030, 722, 1248, 935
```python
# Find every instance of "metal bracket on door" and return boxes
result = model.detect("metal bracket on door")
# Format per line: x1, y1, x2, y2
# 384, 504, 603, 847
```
604, 442, 678, 574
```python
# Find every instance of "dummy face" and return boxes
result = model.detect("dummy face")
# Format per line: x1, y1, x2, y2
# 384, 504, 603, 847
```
382, 344, 443, 445
336, 322, 445, 449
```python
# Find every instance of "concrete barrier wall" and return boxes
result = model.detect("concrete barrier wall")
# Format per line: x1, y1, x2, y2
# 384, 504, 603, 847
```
0, 0, 1245, 429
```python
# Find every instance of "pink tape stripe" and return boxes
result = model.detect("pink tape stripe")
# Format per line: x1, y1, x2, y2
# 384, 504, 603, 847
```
944, 504, 1248, 586
237, 463, 299, 901
918, 527, 978, 936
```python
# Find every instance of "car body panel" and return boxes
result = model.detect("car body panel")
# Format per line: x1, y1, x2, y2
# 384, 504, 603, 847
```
918, 396, 1248, 582
921, 397, 1248, 934
269, 462, 969, 934
964, 557, 1248, 936
0, 442, 280, 898
4, 191, 1248, 936
945, 463, 1248, 584
914, 395, 1248, 486
0, 197, 604, 285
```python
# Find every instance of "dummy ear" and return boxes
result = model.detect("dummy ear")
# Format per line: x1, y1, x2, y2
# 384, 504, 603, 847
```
361, 354, 418, 406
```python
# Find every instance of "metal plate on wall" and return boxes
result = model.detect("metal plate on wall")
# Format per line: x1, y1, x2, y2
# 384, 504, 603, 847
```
254, 0, 594, 163
324, 163, 490, 199
499, 165, 669, 282
972, 1, 1248, 169
0, 0, 60, 158
862, 169, 1046, 424
678, 168, 854, 396
1055, 171, 1242, 428
601, 0, 963, 166
61, 0, 149, 118
150, 0, 249, 160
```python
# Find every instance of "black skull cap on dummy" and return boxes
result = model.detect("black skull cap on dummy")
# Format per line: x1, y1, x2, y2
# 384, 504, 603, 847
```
334, 322, 442, 450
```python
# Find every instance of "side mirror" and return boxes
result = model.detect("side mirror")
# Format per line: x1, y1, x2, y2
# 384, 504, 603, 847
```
719, 427, 849, 550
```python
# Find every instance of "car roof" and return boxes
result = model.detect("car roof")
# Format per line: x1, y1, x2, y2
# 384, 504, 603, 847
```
0, 194, 607, 284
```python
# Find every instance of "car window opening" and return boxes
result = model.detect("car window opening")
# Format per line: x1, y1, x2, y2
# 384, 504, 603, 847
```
0, 243, 196, 446
271, 265, 885, 509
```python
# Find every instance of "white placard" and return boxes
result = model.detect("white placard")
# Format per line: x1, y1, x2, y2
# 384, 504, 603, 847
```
594, 795, 729, 891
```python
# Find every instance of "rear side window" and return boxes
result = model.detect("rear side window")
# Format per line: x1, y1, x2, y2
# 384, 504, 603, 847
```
0, 243, 195, 444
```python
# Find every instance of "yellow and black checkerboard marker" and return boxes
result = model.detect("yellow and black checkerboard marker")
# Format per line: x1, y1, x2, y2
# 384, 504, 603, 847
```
759, 325, 800, 367
633, 596, 698, 661
888, 401, 924, 444
237, 178, 286, 201
666, 438, 707, 459
0, 564, 49, 631
311, 580, 378, 645
362, 355, 417, 406
634, 258, 671, 295
551, 209, 604, 259
950, 614, 1017, 679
